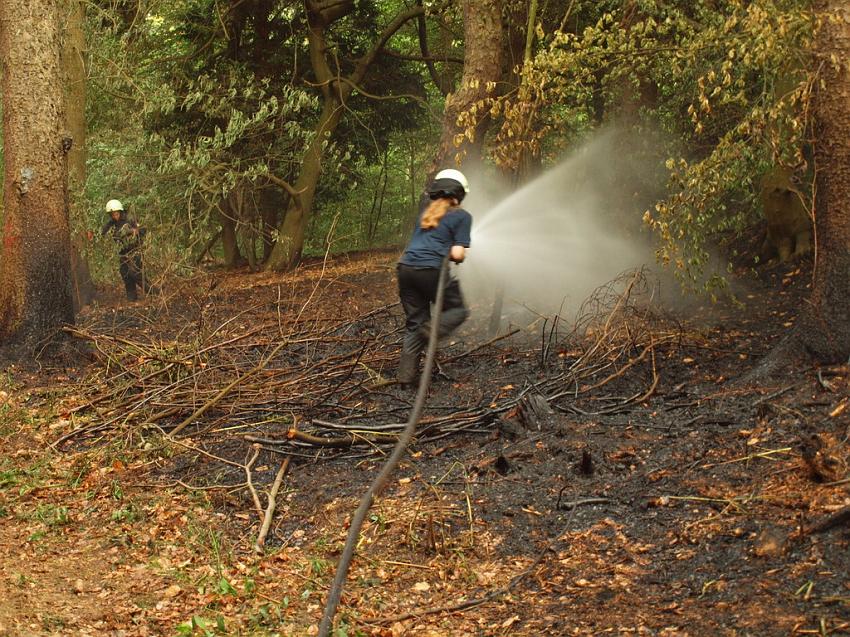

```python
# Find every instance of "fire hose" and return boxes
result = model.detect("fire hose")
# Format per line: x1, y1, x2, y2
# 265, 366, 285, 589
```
318, 255, 450, 636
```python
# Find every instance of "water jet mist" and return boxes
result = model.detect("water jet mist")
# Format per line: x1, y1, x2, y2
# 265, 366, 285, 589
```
458, 131, 664, 325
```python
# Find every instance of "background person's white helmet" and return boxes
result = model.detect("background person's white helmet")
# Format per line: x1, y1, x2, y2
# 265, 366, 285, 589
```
105, 199, 124, 213
434, 169, 469, 194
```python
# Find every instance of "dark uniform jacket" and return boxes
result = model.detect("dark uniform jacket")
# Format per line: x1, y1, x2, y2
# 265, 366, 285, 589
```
101, 211, 146, 254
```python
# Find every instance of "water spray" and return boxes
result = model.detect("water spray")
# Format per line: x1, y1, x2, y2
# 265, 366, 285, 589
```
458, 131, 663, 326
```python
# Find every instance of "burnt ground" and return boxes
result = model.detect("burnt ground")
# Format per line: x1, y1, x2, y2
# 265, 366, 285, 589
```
0, 250, 848, 637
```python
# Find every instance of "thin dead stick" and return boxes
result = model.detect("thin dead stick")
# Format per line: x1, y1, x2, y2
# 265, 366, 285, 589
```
245, 446, 264, 520
581, 339, 655, 393
255, 458, 291, 553
752, 384, 797, 406
175, 480, 248, 491
557, 497, 611, 511
171, 232, 343, 439
441, 328, 521, 364
168, 339, 290, 437
702, 447, 793, 468
803, 504, 850, 536
572, 271, 641, 368
634, 337, 659, 403
169, 437, 245, 469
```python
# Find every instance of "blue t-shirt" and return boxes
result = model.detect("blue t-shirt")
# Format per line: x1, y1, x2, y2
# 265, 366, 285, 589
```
399, 206, 472, 268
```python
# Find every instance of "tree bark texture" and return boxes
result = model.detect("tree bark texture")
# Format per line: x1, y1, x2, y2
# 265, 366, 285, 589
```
219, 202, 244, 269
798, 1, 850, 362
0, 0, 75, 343
428, 0, 503, 177
61, 0, 96, 310
60, 0, 85, 186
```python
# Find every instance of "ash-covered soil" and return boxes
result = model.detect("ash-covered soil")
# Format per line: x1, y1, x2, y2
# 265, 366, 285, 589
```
1, 251, 848, 636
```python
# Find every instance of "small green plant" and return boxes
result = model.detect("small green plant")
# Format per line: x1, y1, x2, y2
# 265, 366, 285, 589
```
247, 598, 289, 629
214, 576, 238, 596
307, 556, 330, 577
369, 512, 387, 534
186, 519, 229, 578
111, 504, 141, 523
33, 504, 70, 527
40, 614, 66, 631
333, 619, 367, 637
0, 467, 21, 490
174, 615, 226, 637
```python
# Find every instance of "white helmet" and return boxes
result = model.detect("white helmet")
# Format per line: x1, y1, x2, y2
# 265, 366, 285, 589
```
434, 169, 469, 194
105, 199, 124, 213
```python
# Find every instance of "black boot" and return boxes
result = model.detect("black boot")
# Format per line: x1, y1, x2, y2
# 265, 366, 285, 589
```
397, 350, 420, 386
124, 278, 138, 301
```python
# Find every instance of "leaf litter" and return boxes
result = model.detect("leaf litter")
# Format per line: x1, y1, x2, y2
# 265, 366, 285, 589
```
0, 252, 848, 636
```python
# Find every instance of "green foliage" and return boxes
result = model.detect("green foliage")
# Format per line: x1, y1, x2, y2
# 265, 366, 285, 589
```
33, 504, 71, 527
486, 0, 815, 289
175, 614, 227, 637
79, 0, 439, 273
79, 0, 818, 284
305, 137, 432, 255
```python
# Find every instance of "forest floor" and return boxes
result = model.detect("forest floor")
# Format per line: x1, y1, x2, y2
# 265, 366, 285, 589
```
0, 250, 848, 637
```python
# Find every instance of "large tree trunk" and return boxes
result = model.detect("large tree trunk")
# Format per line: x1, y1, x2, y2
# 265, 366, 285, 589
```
264, 1, 354, 271
61, 0, 96, 310
796, 0, 850, 362
265, 99, 343, 270
62, 0, 86, 187
428, 0, 503, 176
265, 0, 424, 271
0, 0, 75, 344
219, 202, 244, 269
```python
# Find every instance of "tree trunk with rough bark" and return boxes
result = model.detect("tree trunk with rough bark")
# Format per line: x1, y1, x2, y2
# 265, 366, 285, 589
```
0, 0, 75, 345
428, 0, 503, 177
797, 1, 850, 362
219, 201, 244, 269
61, 0, 96, 310
265, 99, 343, 270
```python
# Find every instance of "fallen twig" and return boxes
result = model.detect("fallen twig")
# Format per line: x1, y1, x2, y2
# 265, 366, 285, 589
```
255, 458, 291, 553
702, 447, 793, 468
169, 339, 290, 437
803, 504, 850, 536
245, 446, 264, 520
441, 328, 521, 364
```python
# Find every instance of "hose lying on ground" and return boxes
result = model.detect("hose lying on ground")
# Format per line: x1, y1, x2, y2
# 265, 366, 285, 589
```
318, 256, 450, 636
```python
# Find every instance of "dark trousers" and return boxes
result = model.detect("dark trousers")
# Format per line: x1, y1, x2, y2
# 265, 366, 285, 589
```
119, 250, 149, 301
397, 264, 469, 360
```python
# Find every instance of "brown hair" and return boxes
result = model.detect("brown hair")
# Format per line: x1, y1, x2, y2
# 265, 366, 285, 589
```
420, 197, 458, 230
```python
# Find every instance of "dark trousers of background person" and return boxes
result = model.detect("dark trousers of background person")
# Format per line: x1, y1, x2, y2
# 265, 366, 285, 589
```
119, 249, 149, 301
397, 264, 469, 382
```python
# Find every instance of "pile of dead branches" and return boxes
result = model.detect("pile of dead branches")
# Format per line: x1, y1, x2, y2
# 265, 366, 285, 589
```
59, 268, 686, 465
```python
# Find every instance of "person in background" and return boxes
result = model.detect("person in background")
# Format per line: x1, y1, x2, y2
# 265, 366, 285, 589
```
100, 199, 153, 301
396, 169, 472, 386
